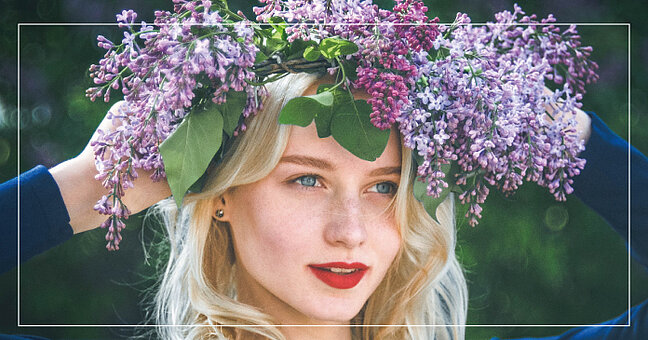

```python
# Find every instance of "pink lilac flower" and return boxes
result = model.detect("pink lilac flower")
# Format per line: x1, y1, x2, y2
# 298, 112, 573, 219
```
254, 0, 440, 129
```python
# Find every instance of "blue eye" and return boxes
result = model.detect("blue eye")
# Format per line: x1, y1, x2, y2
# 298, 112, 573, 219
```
296, 175, 318, 187
371, 182, 396, 194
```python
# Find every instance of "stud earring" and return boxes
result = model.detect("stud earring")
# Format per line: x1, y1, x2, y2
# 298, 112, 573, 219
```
215, 209, 224, 218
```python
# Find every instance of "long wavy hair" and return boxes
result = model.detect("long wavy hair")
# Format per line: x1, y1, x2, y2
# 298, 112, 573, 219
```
149, 73, 468, 339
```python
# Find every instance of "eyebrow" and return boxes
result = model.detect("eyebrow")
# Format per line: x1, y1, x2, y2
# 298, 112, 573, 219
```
280, 155, 334, 170
279, 155, 401, 176
368, 166, 401, 177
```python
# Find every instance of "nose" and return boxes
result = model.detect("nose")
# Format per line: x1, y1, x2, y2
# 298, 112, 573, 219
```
323, 196, 368, 249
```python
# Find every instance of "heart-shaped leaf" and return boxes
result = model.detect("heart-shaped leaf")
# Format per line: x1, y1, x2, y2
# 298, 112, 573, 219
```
221, 91, 246, 137
340, 59, 358, 81
330, 98, 390, 161
279, 91, 335, 127
303, 45, 321, 61
412, 162, 457, 223
413, 176, 452, 224
287, 39, 317, 60
255, 50, 268, 63
160, 105, 224, 207
320, 38, 359, 59
309, 84, 336, 137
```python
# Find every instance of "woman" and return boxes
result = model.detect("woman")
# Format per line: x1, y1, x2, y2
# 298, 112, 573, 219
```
0, 72, 465, 339
150, 73, 467, 339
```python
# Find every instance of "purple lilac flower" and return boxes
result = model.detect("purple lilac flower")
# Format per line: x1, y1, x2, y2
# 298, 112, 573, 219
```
87, 1, 260, 249
398, 7, 595, 226
87, 0, 599, 248
254, 0, 440, 130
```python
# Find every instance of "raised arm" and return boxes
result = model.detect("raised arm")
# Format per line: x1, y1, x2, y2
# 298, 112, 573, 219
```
0, 102, 171, 274
50, 102, 171, 234
572, 112, 648, 267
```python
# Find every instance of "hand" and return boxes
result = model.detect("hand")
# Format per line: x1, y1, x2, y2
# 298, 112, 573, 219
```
50, 101, 171, 234
543, 87, 592, 144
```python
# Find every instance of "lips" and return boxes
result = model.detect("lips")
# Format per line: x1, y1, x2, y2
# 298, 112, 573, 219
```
308, 262, 369, 289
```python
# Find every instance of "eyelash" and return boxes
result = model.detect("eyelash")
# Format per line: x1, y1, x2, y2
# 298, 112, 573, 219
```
292, 174, 323, 189
368, 181, 398, 195
292, 175, 398, 195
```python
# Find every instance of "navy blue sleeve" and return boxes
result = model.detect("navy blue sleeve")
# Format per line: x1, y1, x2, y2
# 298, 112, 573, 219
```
0, 165, 74, 274
493, 301, 648, 340
572, 113, 648, 267
495, 112, 648, 340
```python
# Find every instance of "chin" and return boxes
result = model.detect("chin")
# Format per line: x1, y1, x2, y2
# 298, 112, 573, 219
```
300, 297, 367, 324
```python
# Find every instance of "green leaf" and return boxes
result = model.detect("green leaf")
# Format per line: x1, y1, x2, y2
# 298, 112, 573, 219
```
413, 176, 452, 224
221, 91, 246, 137
255, 50, 268, 63
330, 98, 390, 161
312, 85, 335, 137
313, 85, 349, 138
303, 45, 321, 61
340, 59, 358, 81
269, 16, 287, 33
267, 37, 288, 53
434, 46, 450, 61
258, 26, 287, 53
269, 18, 288, 42
188, 169, 209, 193
279, 91, 334, 127
257, 27, 274, 39
287, 39, 317, 60
160, 106, 224, 207
411, 161, 458, 224
319, 38, 359, 59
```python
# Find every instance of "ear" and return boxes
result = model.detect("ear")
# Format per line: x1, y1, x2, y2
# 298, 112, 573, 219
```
213, 194, 231, 223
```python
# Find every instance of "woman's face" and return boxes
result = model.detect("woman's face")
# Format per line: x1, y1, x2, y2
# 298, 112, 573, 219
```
221, 92, 402, 324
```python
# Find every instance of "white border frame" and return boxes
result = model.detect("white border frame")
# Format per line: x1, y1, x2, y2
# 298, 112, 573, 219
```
16, 21, 632, 329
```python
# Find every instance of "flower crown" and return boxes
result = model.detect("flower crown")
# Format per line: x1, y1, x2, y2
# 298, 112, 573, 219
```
87, 0, 599, 250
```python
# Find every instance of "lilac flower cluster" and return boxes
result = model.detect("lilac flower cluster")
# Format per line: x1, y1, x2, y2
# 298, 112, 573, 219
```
254, 0, 439, 129
254, 0, 379, 42
491, 7, 599, 94
87, 0, 600, 249
87, 0, 259, 250
398, 6, 596, 226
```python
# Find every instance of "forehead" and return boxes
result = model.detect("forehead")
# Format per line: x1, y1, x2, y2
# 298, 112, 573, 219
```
288, 77, 401, 169
283, 123, 402, 170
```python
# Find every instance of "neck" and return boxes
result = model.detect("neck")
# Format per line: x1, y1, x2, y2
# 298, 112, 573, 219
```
235, 326, 352, 340
279, 325, 352, 340
235, 271, 353, 340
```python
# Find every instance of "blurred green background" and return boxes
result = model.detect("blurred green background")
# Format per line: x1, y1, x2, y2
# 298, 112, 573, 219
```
1, 0, 646, 339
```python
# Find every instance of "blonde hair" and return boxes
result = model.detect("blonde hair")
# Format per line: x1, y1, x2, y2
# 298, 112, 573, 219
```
150, 73, 468, 339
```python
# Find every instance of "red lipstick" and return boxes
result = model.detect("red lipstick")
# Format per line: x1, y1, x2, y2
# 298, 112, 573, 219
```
308, 262, 369, 289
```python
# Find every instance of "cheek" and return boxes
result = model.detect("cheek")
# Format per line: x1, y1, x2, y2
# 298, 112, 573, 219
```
228, 185, 322, 267
371, 216, 402, 269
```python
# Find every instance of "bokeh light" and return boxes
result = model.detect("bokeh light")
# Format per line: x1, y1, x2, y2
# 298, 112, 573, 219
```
544, 205, 570, 232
